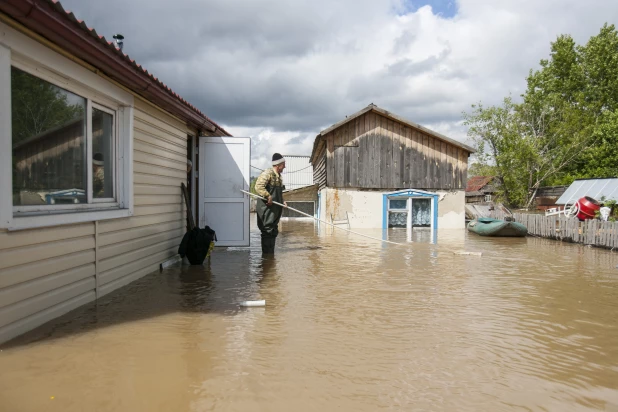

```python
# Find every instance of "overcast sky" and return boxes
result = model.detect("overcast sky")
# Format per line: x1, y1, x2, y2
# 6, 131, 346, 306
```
58, 0, 618, 171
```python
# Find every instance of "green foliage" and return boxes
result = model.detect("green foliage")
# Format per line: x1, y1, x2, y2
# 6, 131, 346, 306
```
250, 177, 257, 194
468, 162, 497, 178
464, 23, 618, 208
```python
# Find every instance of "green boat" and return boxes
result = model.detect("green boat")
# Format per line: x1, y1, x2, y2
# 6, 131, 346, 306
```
467, 217, 528, 237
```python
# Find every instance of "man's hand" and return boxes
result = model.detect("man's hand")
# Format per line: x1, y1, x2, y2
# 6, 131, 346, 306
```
284, 201, 288, 207
267, 195, 273, 206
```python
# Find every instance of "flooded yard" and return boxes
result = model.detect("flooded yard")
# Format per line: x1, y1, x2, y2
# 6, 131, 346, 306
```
1, 217, 618, 411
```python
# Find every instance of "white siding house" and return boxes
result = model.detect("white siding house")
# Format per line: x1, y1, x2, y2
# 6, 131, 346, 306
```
0, 0, 231, 344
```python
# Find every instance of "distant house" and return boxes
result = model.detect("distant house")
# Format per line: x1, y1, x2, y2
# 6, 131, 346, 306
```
534, 185, 568, 211
309, 104, 475, 231
465, 176, 495, 204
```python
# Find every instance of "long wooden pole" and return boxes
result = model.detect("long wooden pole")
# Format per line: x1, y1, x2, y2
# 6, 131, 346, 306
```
241, 190, 405, 246
181, 183, 195, 230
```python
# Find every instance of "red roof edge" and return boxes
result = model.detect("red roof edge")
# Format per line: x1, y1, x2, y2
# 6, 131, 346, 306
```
0, 0, 232, 136
466, 176, 494, 192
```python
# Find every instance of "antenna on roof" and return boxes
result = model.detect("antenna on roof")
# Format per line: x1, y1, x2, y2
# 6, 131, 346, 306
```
113, 34, 124, 51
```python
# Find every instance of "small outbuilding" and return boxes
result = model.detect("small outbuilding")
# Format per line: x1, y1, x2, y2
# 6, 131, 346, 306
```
465, 176, 495, 204
309, 104, 475, 231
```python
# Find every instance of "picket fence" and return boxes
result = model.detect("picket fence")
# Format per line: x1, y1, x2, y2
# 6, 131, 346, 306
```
511, 213, 618, 250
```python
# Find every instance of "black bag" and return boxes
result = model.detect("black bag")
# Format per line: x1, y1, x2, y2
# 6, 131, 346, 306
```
178, 226, 217, 265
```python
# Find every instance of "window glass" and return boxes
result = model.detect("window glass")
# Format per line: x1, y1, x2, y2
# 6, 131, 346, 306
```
389, 199, 407, 210
11, 67, 87, 206
92, 108, 114, 199
412, 199, 431, 226
388, 211, 407, 228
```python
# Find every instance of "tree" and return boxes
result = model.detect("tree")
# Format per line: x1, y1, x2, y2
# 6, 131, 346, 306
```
463, 23, 618, 208
464, 97, 592, 208
467, 162, 497, 178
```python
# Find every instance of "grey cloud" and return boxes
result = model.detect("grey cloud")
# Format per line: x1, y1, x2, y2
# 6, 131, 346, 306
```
57, 0, 618, 150
387, 47, 451, 77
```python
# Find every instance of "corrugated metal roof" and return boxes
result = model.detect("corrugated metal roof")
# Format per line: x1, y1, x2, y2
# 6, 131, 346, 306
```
282, 155, 313, 190
556, 178, 618, 205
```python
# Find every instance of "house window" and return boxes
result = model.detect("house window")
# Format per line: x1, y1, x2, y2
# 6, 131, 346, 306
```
484, 194, 492, 202
12, 67, 117, 208
0, 35, 134, 230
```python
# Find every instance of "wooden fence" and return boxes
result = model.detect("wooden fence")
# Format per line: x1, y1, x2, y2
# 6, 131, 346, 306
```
512, 213, 618, 250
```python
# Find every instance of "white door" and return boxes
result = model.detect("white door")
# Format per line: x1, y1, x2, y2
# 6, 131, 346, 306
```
199, 136, 251, 246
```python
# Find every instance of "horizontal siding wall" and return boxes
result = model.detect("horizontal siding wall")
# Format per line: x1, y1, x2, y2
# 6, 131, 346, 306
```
0, 99, 192, 344
97, 100, 189, 298
0, 223, 97, 344
325, 111, 469, 190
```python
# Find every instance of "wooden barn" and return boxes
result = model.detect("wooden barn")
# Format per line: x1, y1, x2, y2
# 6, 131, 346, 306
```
310, 104, 475, 230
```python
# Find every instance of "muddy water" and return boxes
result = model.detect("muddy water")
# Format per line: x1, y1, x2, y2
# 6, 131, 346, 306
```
1, 218, 618, 412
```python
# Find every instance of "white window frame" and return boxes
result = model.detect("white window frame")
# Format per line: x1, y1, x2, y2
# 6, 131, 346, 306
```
0, 22, 134, 231
387, 197, 409, 228
90, 103, 117, 204
484, 194, 492, 202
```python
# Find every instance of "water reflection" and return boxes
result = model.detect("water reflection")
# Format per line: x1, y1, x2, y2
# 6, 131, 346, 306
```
1, 217, 617, 412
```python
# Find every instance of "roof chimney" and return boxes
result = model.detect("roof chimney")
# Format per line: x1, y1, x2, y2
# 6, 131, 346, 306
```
113, 34, 124, 51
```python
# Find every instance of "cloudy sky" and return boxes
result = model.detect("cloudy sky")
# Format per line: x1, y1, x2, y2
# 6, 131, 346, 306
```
59, 0, 618, 172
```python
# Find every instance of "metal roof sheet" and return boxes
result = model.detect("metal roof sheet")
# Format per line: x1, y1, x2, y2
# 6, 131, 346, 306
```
466, 176, 493, 192
556, 178, 618, 205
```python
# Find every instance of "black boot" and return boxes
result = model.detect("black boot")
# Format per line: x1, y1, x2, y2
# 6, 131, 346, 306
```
262, 237, 276, 254
268, 237, 276, 254
261, 236, 270, 254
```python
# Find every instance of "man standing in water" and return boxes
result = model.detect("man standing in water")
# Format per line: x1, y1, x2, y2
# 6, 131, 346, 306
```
254, 153, 287, 254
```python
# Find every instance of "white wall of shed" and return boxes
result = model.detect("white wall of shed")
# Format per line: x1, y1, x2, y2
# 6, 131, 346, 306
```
435, 190, 466, 229
322, 188, 465, 229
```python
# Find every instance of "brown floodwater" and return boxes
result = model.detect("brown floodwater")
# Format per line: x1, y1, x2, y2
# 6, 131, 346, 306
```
1, 216, 618, 412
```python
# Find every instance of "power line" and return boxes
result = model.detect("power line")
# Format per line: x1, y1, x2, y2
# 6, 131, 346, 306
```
251, 164, 313, 174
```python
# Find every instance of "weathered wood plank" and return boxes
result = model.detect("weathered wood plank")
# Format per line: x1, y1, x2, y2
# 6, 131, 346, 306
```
421, 133, 429, 189
335, 133, 345, 188
398, 123, 405, 189
367, 112, 380, 188
453, 147, 460, 189
412, 130, 421, 188
351, 147, 359, 187
427, 137, 435, 189
403, 126, 411, 188
363, 114, 370, 187
326, 133, 335, 187
378, 117, 386, 187
353, 119, 361, 187
447, 144, 454, 189
343, 146, 350, 187
391, 120, 401, 188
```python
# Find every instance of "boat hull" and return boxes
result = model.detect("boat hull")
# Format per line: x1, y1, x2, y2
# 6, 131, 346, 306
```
467, 218, 528, 237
